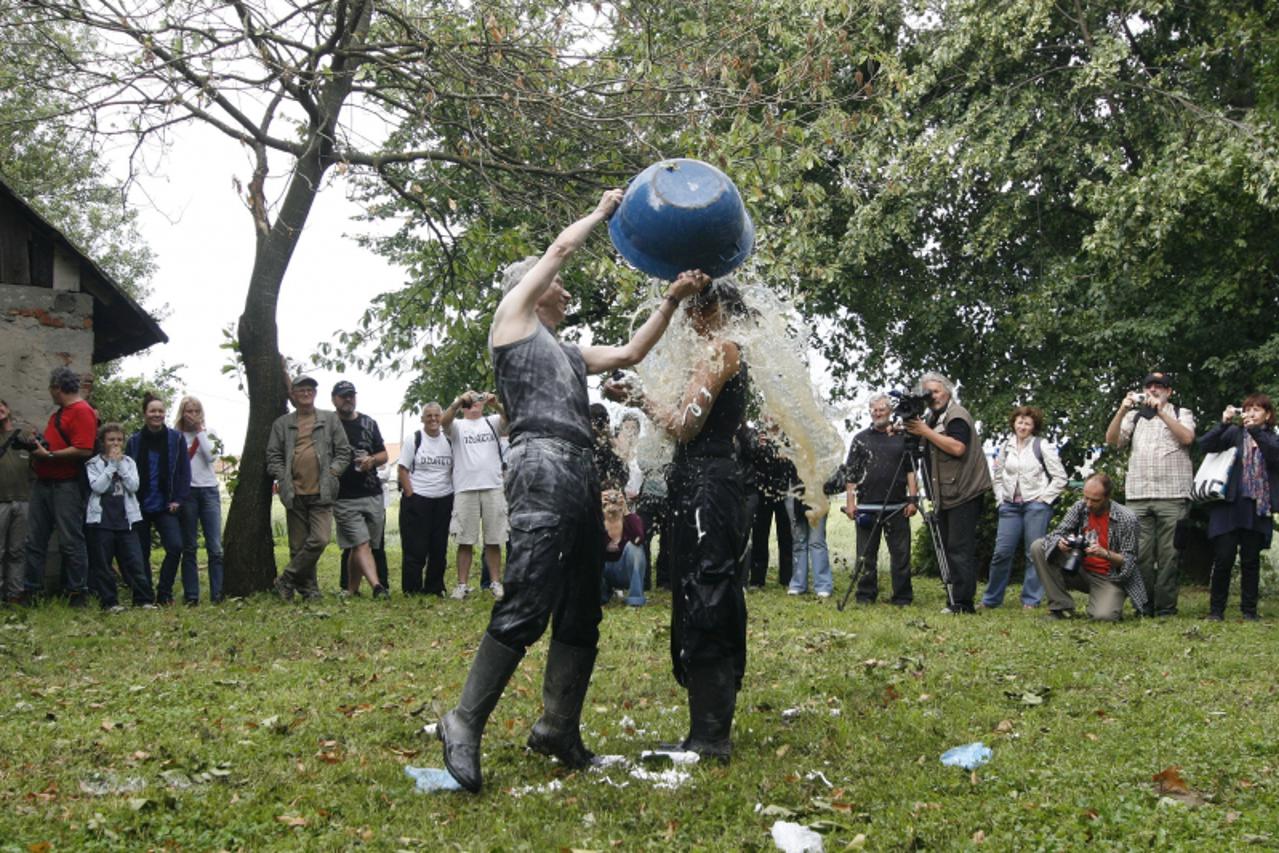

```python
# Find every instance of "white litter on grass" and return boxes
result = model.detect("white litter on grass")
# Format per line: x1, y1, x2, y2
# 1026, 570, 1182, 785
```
592, 754, 629, 768
404, 766, 461, 793
638, 749, 700, 766
771, 820, 824, 853
619, 715, 655, 736
804, 770, 833, 788
629, 767, 692, 789
420, 723, 438, 737
829, 709, 842, 717
509, 779, 564, 798
781, 707, 802, 721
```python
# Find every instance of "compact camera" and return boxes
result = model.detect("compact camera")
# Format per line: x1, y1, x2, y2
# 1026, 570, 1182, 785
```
1131, 392, 1149, 406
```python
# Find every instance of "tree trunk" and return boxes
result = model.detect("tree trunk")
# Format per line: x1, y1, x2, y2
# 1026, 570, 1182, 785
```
221, 1, 373, 596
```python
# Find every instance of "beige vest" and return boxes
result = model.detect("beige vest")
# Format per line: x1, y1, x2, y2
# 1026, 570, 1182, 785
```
928, 402, 992, 509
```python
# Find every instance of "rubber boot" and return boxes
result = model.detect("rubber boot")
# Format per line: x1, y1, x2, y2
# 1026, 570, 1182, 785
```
437, 633, 524, 792
527, 640, 597, 769
680, 660, 737, 762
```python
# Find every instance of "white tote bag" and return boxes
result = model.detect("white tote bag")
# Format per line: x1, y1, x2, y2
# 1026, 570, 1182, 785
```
1191, 447, 1238, 503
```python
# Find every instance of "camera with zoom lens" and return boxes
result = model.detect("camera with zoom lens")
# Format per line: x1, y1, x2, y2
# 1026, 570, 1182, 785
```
1060, 533, 1089, 574
10, 432, 48, 452
889, 389, 932, 425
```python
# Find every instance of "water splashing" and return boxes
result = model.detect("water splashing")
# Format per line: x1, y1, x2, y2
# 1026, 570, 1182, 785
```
628, 271, 846, 519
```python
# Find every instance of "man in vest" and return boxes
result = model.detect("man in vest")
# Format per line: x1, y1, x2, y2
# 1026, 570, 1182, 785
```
905, 372, 993, 613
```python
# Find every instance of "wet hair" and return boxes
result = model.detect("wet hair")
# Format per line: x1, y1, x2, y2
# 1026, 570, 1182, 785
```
1242, 393, 1276, 427
96, 421, 125, 452
49, 366, 81, 394
500, 255, 540, 295
916, 371, 957, 402
589, 402, 611, 432
687, 280, 749, 318
142, 392, 165, 415
174, 395, 204, 430
1009, 405, 1044, 435
1086, 472, 1113, 498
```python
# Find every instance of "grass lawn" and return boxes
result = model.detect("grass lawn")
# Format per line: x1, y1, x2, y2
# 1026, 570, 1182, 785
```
2, 514, 1276, 851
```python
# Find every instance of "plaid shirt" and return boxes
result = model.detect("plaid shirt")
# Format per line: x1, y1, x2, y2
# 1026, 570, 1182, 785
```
1044, 500, 1148, 612
1118, 407, 1195, 499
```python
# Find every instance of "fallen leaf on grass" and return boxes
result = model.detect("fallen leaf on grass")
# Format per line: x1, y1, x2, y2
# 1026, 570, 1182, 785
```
1084, 733, 1099, 742
276, 815, 307, 827
316, 750, 343, 764
756, 804, 797, 818
336, 703, 373, 718
26, 782, 58, 802
775, 744, 790, 758
993, 720, 1014, 734
1004, 687, 1051, 706
1152, 766, 1206, 806
1082, 809, 1099, 821
972, 830, 986, 844
99, 719, 116, 732
664, 819, 679, 841
883, 685, 901, 704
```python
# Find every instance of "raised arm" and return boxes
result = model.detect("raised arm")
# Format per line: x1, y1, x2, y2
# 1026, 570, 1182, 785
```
579, 270, 710, 373
491, 190, 623, 347
626, 340, 740, 444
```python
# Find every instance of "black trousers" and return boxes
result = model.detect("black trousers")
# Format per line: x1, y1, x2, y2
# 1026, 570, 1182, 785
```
668, 457, 748, 689
854, 509, 913, 604
749, 496, 792, 587
937, 495, 983, 612
339, 543, 389, 590
399, 493, 454, 595
636, 493, 670, 590
487, 438, 603, 652
1209, 527, 1265, 616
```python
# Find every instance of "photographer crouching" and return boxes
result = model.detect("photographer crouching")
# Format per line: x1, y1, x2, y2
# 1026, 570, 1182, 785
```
1031, 473, 1147, 620
904, 373, 992, 614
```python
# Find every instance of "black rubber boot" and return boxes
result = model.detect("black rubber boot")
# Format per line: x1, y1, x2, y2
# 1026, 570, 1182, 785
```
680, 660, 737, 762
437, 633, 523, 792
527, 640, 597, 769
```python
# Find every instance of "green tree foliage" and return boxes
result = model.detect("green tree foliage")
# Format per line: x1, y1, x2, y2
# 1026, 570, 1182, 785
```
807, 0, 1279, 464
336, 0, 900, 408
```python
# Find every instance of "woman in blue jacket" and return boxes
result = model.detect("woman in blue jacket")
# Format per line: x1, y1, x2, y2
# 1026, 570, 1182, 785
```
127, 394, 192, 605
1198, 393, 1279, 621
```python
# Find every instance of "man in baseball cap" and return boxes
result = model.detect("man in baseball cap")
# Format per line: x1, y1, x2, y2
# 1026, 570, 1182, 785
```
331, 380, 390, 599
1105, 369, 1196, 616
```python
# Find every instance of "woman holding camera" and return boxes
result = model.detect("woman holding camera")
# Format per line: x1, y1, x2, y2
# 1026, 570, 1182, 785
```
1198, 394, 1279, 621
982, 406, 1068, 609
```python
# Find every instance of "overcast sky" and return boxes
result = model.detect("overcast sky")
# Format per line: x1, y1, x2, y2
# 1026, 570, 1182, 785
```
109, 123, 418, 454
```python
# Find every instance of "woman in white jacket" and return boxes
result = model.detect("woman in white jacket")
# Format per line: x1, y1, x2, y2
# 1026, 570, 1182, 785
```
981, 406, 1068, 609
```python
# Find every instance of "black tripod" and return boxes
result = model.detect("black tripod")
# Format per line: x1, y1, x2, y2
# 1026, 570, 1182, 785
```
836, 433, 956, 612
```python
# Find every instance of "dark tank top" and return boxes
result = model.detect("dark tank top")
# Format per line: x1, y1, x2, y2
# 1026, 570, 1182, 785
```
682, 358, 750, 459
492, 323, 593, 448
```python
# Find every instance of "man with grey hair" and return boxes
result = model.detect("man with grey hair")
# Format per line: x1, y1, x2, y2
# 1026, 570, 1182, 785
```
844, 393, 918, 605
904, 372, 992, 613
437, 189, 707, 793
21, 367, 97, 606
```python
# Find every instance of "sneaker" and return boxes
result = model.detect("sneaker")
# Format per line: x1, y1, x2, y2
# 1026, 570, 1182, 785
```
490, 581, 504, 601
273, 576, 296, 602
816, 591, 832, 599
1242, 612, 1260, 622
140, 603, 159, 610
373, 585, 390, 600
300, 589, 323, 602
1204, 612, 1224, 622
68, 593, 89, 609
450, 584, 470, 600
105, 604, 127, 614
787, 588, 802, 596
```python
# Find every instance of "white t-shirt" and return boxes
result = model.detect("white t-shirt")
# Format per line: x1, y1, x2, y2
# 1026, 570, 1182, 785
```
398, 430, 454, 498
182, 429, 220, 489
448, 415, 504, 493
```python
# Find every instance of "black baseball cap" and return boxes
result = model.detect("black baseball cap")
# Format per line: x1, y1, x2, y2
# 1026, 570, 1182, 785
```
1141, 372, 1172, 388
331, 380, 357, 397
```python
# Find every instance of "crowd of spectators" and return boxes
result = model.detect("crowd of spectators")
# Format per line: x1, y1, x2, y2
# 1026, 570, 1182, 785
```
2, 364, 1275, 623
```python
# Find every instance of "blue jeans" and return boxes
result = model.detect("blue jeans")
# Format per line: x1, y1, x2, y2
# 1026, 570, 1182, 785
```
181, 486, 224, 602
983, 500, 1053, 607
23, 479, 89, 596
787, 499, 831, 595
600, 541, 647, 606
137, 510, 187, 603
